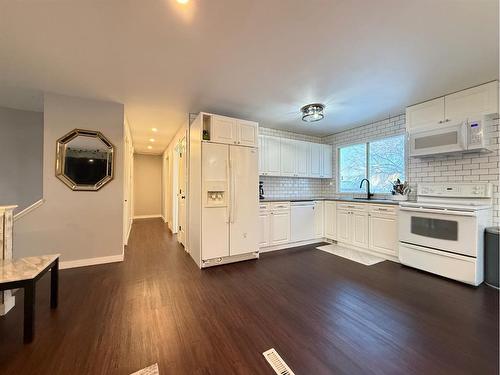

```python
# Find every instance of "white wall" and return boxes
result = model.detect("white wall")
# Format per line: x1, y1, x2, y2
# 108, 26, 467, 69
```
0, 106, 43, 213
14, 93, 125, 265
133, 154, 162, 218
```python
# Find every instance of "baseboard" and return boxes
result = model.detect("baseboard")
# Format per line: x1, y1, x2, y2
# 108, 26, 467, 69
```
14, 199, 45, 221
260, 238, 325, 253
161, 215, 167, 223
124, 219, 133, 245
60, 254, 124, 270
133, 214, 162, 219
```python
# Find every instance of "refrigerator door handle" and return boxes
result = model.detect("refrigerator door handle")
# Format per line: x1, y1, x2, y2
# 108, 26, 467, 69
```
230, 158, 236, 223
225, 158, 231, 223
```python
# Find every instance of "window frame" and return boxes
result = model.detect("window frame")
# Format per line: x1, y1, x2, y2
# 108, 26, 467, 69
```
336, 134, 406, 194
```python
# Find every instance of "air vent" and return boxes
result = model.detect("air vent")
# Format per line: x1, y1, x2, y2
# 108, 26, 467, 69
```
263, 348, 295, 375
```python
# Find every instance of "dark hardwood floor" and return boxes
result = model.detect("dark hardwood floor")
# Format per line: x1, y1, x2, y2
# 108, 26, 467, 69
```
0, 219, 498, 374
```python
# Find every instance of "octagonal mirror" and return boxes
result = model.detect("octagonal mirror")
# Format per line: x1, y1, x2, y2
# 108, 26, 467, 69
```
55, 129, 114, 191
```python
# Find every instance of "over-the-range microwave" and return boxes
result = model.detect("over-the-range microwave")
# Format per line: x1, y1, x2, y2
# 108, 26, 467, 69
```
409, 116, 493, 157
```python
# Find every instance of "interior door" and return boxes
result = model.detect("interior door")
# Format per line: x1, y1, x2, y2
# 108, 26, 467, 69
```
177, 138, 187, 245
229, 145, 259, 255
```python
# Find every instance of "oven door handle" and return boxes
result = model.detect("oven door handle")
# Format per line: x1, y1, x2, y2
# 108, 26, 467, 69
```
399, 206, 476, 217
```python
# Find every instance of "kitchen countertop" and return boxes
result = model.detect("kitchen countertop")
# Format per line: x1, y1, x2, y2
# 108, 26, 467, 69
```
259, 197, 401, 205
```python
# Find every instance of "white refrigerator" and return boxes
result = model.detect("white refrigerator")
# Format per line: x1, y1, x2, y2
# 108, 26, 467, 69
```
193, 141, 259, 267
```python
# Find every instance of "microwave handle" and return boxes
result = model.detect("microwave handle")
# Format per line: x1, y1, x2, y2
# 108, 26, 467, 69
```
399, 206, 476, 217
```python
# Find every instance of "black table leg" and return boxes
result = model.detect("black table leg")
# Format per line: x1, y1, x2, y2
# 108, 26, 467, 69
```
24, 281, 36, 343
50, 259, 59, 309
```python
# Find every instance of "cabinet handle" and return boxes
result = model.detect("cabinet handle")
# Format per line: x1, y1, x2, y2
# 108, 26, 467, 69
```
445, 119, 450, 122
378, 208, 388, 211
438, 120, 443, 124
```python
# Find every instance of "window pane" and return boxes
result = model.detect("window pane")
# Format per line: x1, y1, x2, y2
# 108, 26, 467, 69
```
369, 135, 405, 193
339, 143, 366, 192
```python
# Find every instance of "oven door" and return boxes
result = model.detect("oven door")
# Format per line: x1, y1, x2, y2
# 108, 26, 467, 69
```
399, 206, 477, 257
409, 122, 467, 157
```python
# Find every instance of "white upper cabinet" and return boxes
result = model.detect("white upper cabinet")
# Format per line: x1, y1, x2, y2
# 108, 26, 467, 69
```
321, 144, 333, 178
280, 138, 297, 176
211, 115, 238, 144
209, 115, 258, 147
236, 119, 258, 147
406, 97, 445, 130
445, 81, 499, 122
406, 81, 499, 130
259, 135, 281, 176
309, 143, 322, 178
295, 140, 309, 177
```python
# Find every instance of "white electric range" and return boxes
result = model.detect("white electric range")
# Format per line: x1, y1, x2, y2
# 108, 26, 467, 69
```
398, 182, 493, 286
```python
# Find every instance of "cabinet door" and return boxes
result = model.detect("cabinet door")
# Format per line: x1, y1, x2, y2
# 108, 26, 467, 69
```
267, 136, 281, 175
211, 116, 237, 144
406, 97, 445, 130
351, 211, 369, 248
258, 135, 265, 175
314, 201, 324, 238
259, 212, 270, 247
309, 143, 322, 178
270, 211, 290, 245
336, 209, 350, 243
369, 214, 398, 256
324, 201, 336, 240
280, 138, 296, 176
296, 140, 309, 177
321, 144, 333, 178
237, 120, 258, 147
445, 81, 499, 123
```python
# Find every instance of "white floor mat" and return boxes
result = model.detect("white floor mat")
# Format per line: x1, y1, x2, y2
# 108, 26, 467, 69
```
131, 364, 159, 375
316, 244, 384, 266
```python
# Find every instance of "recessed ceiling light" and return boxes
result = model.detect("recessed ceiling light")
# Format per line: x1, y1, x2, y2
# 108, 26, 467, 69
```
176, 0, 189, 4
152, 128, 158, 132
147, 145, 153, 150
301, 103, 325, 122
149, 138, 155, 142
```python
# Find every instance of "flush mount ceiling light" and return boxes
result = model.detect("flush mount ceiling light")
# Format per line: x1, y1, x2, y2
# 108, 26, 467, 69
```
147, 145, 153, 150
176, 0, 189, 4
301, 103, 325, 122
149, 138, 155, 142
151, 128, 158, 132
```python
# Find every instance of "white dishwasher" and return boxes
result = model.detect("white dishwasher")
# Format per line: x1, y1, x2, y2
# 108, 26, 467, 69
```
290, 201, 315, 242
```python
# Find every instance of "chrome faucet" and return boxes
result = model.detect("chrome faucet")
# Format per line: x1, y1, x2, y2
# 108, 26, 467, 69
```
360, 178, 374, 200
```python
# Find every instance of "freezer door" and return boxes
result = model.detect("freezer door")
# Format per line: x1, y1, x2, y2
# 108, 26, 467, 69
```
201, 143, 229, 260
229, 146, 259, 256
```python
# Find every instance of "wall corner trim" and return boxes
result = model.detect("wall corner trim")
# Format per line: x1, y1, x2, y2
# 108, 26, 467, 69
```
60, 254, 124, 270
14, 199, 45, 222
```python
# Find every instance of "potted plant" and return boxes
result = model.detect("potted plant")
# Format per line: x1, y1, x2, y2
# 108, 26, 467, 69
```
391, 179, 410, 201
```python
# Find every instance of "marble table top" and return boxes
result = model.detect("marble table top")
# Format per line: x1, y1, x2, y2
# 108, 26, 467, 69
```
0, 254, 60, 283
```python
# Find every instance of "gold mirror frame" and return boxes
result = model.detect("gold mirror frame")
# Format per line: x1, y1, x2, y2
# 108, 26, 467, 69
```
55, 129, 114, 191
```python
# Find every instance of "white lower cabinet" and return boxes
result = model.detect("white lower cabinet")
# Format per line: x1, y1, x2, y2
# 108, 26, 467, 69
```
351, 211, 369, 248
258, 210, 270, 247
368, 205, 398, 256
324, 201, 336, 240
314, 201, 324, 238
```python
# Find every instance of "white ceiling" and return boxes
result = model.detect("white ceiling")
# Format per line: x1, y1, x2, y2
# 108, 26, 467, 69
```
0, 0, 498, 154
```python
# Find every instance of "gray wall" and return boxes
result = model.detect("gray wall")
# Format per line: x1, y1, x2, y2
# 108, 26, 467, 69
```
14, 93, 124, 263
0, 106, 43, 213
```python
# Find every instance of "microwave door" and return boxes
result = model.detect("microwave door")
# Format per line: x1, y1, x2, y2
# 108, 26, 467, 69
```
410, 122, 467, 157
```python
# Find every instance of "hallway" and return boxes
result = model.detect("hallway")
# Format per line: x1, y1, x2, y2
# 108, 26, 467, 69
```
0, 219, 498, 374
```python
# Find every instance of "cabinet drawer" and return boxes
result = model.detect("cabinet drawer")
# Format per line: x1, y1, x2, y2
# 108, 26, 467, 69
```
270, 202, 290, 210
369, 205, 397, 215
259, 203, 270, 212
337, 202, 367, 211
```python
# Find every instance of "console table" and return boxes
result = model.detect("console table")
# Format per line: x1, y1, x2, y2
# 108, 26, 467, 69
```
0, 254, 59, 343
